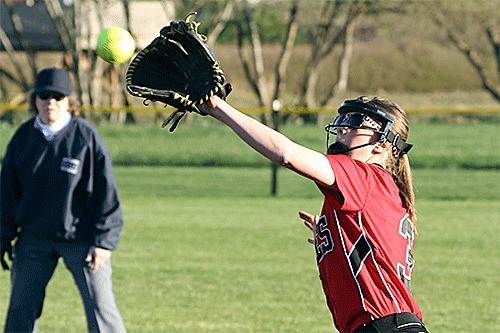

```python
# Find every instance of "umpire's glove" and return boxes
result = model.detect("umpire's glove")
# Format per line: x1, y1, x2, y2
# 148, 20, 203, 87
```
1, 240, 13, 270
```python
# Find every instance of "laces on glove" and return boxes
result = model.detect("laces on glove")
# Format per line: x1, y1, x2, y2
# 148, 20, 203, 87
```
162, 110, 187, 132
161, 82, 233, 132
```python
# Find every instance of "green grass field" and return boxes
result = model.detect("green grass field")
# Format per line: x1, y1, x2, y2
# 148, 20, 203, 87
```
0, 118, 499, 332
0, 167, 498, 332
1, 114, 499, 169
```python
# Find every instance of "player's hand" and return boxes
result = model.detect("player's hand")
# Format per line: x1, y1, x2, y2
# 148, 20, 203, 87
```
86, 246, 111, 272
299, 211, 318, 244
1, 240, 13, 271
198, 95, 223, 117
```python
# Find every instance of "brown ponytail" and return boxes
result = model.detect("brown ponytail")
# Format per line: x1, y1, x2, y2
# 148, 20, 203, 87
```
391, 154, 416, 225
356, 96, 417, 227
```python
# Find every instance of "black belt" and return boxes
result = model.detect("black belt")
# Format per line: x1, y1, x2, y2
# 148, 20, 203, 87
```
354, 312, 428, 333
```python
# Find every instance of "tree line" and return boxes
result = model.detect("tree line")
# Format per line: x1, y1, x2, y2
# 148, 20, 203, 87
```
0, 0, 498, 125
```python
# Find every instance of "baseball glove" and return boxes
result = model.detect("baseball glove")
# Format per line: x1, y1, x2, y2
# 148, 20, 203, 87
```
125, 13, 232, 131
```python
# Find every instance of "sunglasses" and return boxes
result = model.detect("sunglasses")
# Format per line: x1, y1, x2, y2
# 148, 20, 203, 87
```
37, 92, 66, 101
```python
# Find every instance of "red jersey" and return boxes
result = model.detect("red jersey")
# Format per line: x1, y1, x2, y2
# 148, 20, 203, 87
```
315, 154, 422, 333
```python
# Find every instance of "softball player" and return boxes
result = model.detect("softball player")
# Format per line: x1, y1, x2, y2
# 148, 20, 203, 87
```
200, 95, 428, 333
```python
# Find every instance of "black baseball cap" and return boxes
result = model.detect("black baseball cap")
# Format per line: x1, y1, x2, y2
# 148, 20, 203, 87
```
34, 67, 72, 96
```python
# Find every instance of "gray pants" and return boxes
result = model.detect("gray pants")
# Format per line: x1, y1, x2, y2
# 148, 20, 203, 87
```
4, 233, 126, 333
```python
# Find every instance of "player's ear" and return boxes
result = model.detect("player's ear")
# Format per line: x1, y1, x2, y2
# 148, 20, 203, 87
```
372, 141, 390, 155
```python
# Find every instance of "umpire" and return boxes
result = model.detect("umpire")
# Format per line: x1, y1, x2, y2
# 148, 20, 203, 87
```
0, 67, 126, 332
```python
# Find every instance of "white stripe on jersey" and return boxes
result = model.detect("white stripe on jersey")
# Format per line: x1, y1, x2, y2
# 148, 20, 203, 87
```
360, 211, 403, 314
334, 210, 368, 313
335, 210, 403, 317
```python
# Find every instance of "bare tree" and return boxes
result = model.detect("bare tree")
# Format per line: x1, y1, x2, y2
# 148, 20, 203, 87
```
84, 0, 107, 116
233, 0, 300, 124
236, 0, 269, 109
272, 0, 299, 103
319, 13, 355, 107
0, 0, 40, 106
170, 0, 231, 25
429, 1, 499, 102
299, 0, 354, 109
206, 0, 235, 44
109, 0, 135, 124
299, 0, 409, 110
0, 0, 176, 124
230, 0, 300, 195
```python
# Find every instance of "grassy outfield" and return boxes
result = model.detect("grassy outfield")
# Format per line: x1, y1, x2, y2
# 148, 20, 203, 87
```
1, 116, 499, 169
0, 166, 498, 332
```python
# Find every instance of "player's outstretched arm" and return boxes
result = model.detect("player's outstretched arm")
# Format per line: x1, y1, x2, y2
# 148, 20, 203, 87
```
200, 95, 335, 187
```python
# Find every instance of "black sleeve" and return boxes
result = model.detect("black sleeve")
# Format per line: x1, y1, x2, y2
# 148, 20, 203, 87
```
0, 133, 22, 243
89, 130, 124, 250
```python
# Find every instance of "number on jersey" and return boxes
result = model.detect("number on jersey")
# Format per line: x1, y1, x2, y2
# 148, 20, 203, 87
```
398, 215, 415, 290
315, 215, 334, 263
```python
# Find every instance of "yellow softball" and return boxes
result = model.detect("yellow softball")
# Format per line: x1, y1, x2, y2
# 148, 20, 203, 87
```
96, 27, 135, 64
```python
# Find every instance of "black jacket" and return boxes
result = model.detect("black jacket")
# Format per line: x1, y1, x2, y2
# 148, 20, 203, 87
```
0, 117, 123, 250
